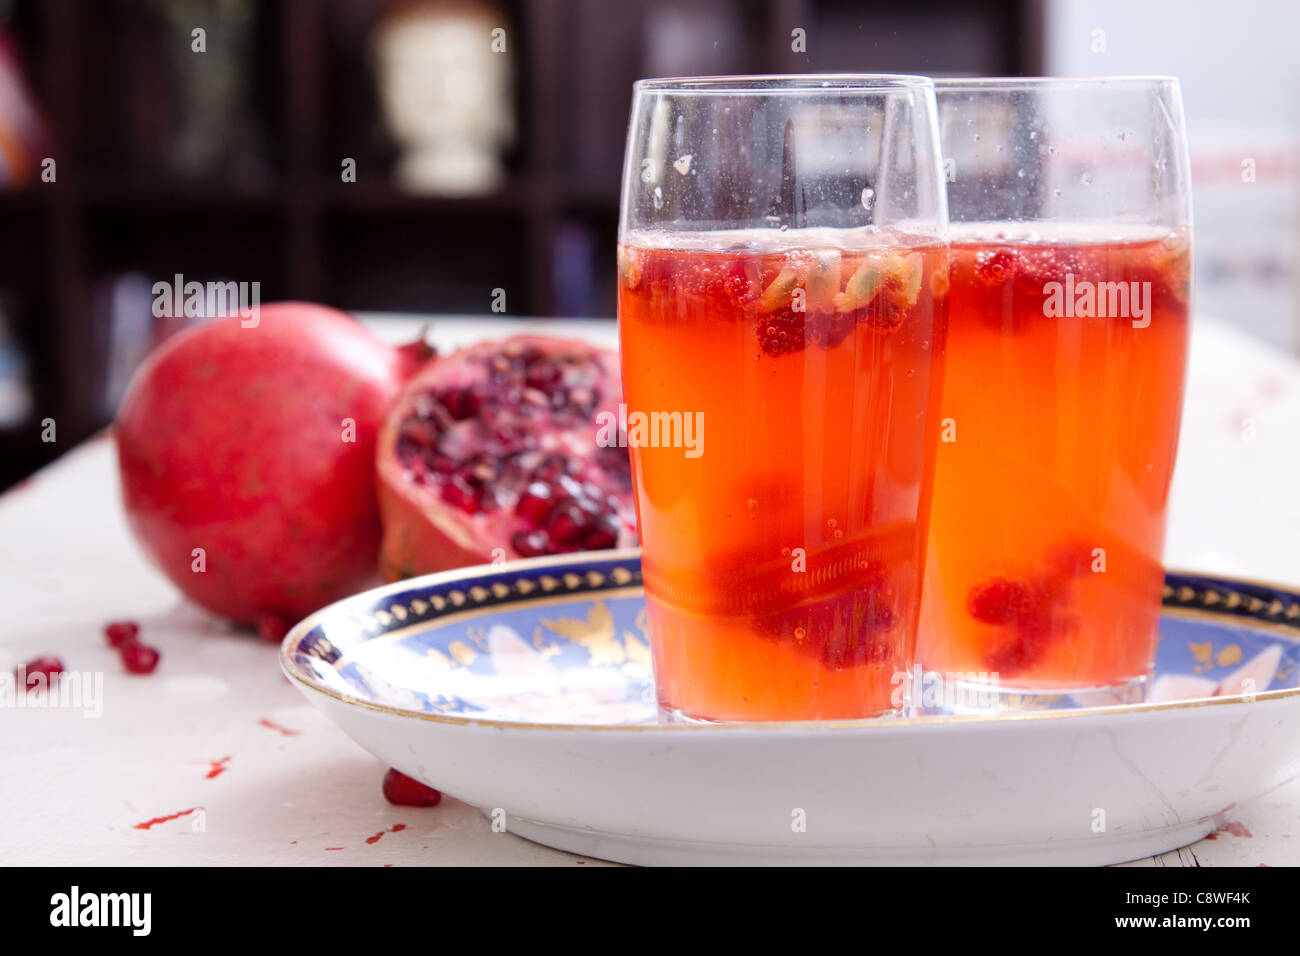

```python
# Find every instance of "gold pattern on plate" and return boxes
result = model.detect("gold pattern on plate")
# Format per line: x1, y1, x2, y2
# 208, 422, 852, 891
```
563, 573, 582, 589
491, 582, 510, 599
611, 567, 633, 585
1216, 644, 1243, 667
426, 648, 452, 669
376, 609, 393, 627
391, 605, 408, 621
410, 599, 429, 615
448, 590, 466, 606
539, 576, 559, 592
448, 640, 477, 666
586, 571, 605, 588
623, 630, 652, 671
516, 579, 536, 595
540, 599, 625, 666
430, 595, 447, 611
1189, 641, 1213, 665
469, 586, 489, 602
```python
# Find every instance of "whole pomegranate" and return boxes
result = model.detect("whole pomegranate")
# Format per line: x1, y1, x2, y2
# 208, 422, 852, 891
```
376, 335, 636, 579
115, 302, 432, 628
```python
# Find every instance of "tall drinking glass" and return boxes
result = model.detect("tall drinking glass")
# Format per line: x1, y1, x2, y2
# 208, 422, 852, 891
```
919, 78, 1193, 711
617, 76, 949, 721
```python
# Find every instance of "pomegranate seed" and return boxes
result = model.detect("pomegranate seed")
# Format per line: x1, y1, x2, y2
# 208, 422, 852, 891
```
966, 576, 1034, 626
525, 363, 562, 393
441, 475, 480, 515
399, 417, 443, 449
582, 517, 620, 550
15, 656, 64, 690
516, 482, 555, 524
121, 642, 161, 675
546, 506, 584, 547
511, 529, 550, 557
1046, 539, 1095, 579
984, 633, 1046, 674
382, 768, 442, 807
104, 620, 140, 648
533, 454, 572, 482
556, 474, 584, 499
256, 613, 289, 642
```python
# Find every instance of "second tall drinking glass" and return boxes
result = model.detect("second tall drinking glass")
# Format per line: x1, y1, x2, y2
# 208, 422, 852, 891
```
617, 76, 949, 721
919, 78, 1193, 710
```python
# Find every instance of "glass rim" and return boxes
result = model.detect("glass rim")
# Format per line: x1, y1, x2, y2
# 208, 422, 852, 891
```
632, 74, 936, 95
932, 75, 1180, 92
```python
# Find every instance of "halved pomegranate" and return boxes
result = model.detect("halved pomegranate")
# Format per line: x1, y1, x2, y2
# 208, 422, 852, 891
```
376, 335, 636, 579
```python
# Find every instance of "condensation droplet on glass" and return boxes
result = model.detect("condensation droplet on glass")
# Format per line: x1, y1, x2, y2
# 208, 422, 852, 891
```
973, 133, 981, 142
1029, 130, 1038, 140
652, 185, 664, 209
860, 187, 875, 211
1016, 168, 1025, 178
1053, 188, 1061, 197
1080, 172, 1093, 186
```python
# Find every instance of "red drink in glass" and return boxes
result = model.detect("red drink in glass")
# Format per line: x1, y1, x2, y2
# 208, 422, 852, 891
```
619, 231, 948, 720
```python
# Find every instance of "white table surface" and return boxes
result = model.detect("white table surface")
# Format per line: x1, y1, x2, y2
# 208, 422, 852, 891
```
1, 315, 1297, 867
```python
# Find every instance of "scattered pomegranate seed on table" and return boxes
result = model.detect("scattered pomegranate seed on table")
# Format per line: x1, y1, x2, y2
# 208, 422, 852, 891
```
382, 769, 442, 807
120, 642, 160, 675
15, 656, 64, 690
104, 621, 140, 647
256, 613, 290, 643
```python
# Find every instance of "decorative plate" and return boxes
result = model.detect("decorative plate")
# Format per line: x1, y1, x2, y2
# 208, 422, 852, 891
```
282, 550, 1300, 865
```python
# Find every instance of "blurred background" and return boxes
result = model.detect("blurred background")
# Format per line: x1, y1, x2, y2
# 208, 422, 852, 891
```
0, 0, 1295, 490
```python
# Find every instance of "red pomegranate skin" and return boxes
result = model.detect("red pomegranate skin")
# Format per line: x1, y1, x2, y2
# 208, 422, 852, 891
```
115, 302, 426, 627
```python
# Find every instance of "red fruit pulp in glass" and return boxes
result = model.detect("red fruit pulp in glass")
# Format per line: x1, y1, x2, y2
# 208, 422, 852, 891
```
618, 231, 949, 720
919, 229, 1191, 688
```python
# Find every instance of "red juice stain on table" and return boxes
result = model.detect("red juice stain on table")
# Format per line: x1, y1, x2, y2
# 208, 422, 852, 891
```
365, 823, 408, 845
258, 718, 300, 736
133, 807, 203, 830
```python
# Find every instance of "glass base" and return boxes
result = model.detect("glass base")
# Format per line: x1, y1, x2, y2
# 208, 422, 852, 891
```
656, 704, 903, 724
910, 670, 1151, 716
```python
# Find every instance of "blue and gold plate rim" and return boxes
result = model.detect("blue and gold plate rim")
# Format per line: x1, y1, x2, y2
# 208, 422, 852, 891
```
280, 549, 1300, 731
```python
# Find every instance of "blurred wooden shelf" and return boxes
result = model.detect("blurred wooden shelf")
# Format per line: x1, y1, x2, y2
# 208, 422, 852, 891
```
0, 0, 1043, 488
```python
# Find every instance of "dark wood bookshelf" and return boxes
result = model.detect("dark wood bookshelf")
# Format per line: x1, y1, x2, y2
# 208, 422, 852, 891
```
0, 0, 1042, 488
